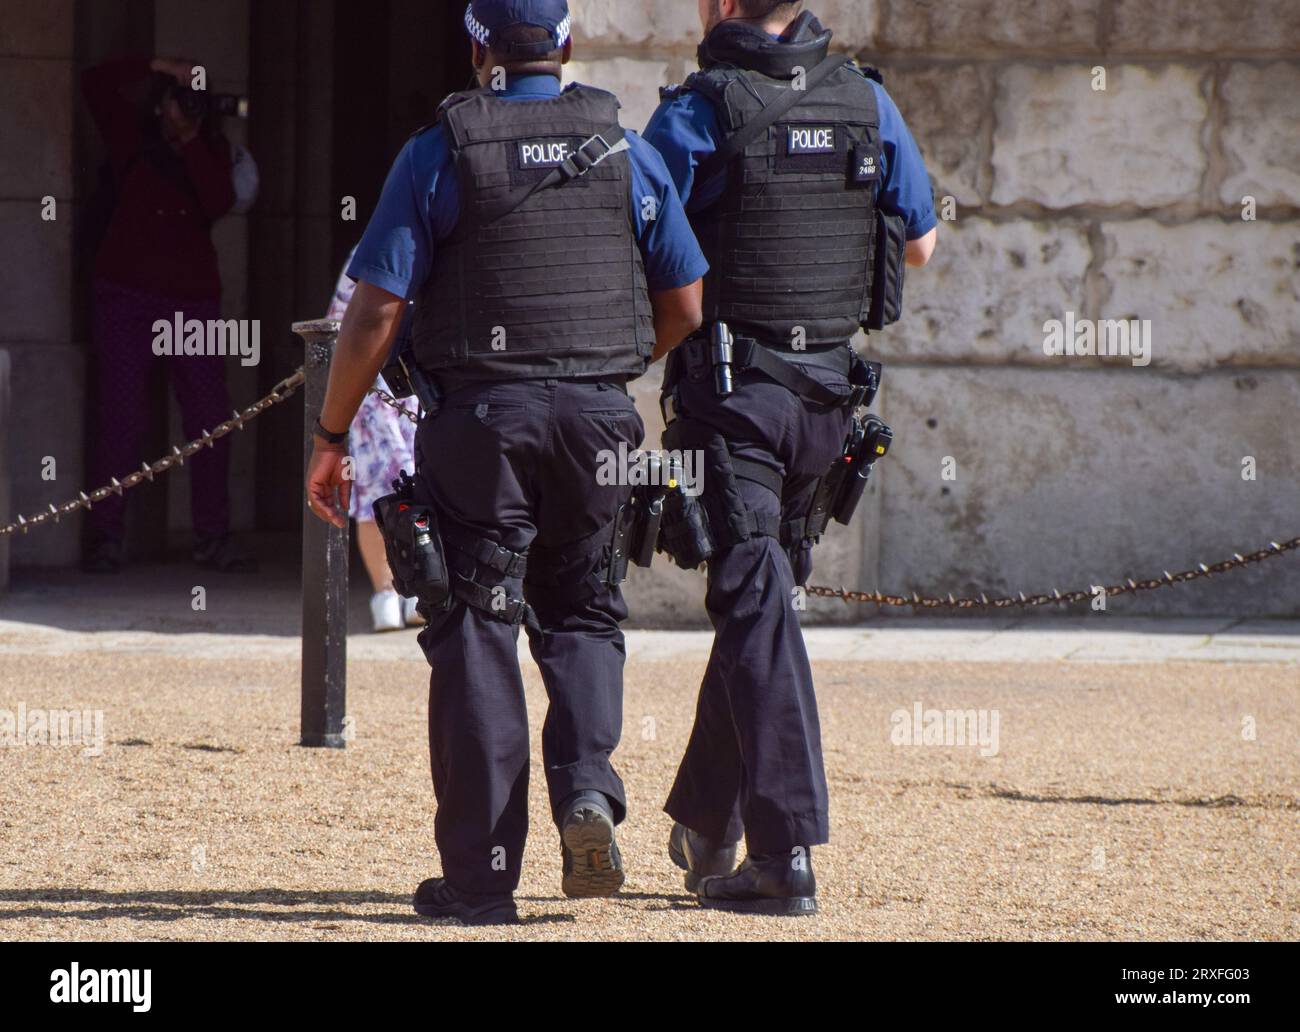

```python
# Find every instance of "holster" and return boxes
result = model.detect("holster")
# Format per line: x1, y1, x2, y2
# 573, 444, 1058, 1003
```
371, 471, 451, 608
608, 452, 668, 583
830, 414, 892, 526
657, 421, 779, 570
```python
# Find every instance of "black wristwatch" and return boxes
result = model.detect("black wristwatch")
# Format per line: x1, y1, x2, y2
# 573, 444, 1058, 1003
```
313, 417, 348, 445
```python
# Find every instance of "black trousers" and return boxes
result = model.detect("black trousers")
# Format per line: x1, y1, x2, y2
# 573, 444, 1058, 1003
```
663, 342, 855, 853
412, 377, 644, 895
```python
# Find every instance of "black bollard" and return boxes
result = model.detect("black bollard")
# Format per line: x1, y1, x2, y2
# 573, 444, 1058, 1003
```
293, 319, 348, 748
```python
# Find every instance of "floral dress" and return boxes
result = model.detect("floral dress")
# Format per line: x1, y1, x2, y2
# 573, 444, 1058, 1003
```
326, 253, 419, 522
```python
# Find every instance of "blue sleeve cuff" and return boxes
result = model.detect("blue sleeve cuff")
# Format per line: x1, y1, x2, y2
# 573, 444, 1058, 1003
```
345, 260, 414, 301
646, 254, 709, 292
906, 210, 938, 242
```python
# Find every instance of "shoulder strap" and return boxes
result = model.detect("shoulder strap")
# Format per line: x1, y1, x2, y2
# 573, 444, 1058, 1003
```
693, 52, 850, 186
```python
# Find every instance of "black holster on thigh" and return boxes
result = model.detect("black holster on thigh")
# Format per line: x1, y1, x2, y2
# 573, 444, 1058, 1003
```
658, 420, 779, 570
372, 471, 451, 608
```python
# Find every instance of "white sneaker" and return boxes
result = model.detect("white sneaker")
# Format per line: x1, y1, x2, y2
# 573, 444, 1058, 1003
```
403, 595, 426, 627
370, 590, 404, 633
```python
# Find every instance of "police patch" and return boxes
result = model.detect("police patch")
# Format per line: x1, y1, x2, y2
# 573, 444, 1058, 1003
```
517, 139, 575, 169
787, 125, 837, 154
776, 123, 845, 173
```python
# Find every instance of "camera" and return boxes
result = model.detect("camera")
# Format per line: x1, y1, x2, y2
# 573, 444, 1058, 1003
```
166, 81, 250, 121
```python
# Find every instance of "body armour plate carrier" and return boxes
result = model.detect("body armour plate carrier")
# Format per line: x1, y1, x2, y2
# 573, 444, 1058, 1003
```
412, 85, 655, 380
682, 57, 887, 348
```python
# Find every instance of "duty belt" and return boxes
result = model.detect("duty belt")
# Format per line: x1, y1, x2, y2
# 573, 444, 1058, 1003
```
680, 329, 871, 409
732, 337, 867, 408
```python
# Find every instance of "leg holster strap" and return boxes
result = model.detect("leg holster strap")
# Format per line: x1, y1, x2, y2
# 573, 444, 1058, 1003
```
452, 573, 540, 632
729, 455, 783, 498
527, 516, 618, 604
440, 523, 529, 578
779, 516, 808, 549
727, 455, 783, 541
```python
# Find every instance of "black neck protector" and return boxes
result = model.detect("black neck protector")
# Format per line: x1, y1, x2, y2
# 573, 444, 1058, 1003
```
696, 10, 833, 79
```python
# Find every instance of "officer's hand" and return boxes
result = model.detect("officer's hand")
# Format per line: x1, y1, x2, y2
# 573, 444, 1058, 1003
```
306, 443, 351, 529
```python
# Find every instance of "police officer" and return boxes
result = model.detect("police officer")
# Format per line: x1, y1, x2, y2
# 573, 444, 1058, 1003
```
305, 0, 707, 925
643, 0, 937, 914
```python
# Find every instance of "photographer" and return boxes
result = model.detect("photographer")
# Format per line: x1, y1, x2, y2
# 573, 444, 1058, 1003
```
80, 56, 254, 573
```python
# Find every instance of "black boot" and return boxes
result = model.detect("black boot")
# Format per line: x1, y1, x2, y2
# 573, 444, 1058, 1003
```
412, 877, 518, 925
696, 849, 817, 916
559, 790, 624, 899
667, 821, 738, 892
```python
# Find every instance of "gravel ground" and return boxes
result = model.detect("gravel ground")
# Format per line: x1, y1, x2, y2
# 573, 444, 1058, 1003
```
1, 650, 1296, 941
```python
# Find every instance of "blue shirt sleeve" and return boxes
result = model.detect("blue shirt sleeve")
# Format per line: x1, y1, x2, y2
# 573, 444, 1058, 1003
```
643, 89, 727, 215
645, 77, 938, 241
871, 81, 937, 241
624, 130, 709, 291
347, 128, 459, 299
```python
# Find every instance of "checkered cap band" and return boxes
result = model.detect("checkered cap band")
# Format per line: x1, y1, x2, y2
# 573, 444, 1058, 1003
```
464, 4, 571, 48
465, 3, 491, 45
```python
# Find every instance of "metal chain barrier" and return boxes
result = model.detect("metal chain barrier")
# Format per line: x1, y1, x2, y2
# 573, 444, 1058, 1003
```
804, 537, 1300, 610
1, 369, 305, 538
4, 373, 1295, 611
368, 382, 420, 424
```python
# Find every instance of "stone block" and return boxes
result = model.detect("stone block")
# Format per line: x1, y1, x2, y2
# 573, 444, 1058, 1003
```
1219, 62, 1300, 211
1101, 219, 1300, 372
992, 64, 1206, 209
883, 0, 1102, 55
877, 365, 1300, 616
870, 217, 1093, 366
1109, 0, 1300, 56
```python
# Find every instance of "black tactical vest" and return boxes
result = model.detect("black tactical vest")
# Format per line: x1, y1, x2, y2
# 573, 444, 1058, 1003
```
679, 16, 887, 349
411, 84, 654, 381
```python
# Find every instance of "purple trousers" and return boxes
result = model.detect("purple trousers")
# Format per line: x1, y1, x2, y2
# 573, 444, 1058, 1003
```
87, 280, 232, 542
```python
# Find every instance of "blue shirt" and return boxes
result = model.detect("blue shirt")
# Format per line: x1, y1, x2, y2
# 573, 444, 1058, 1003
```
643, 70, 938, 241
348, 74, 709, 297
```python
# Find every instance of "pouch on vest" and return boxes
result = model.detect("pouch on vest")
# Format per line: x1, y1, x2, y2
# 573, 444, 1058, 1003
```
866, 210, 906, 330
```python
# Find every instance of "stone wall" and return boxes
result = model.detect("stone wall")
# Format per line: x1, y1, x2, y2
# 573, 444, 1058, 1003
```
0, 0, 82, 570
569, 0, 1300, 619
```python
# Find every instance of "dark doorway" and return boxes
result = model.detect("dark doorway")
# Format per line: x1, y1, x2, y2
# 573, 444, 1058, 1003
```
250, 0, 471, 538
330, 0, 473, 279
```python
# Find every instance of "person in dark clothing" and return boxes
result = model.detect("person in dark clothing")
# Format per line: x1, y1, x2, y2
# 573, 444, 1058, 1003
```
81, 56, 254, 573
645, 0, 937, 914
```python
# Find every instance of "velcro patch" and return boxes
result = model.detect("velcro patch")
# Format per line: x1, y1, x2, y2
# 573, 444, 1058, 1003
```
851, 142, 882, 185
517, 139, 577, 169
